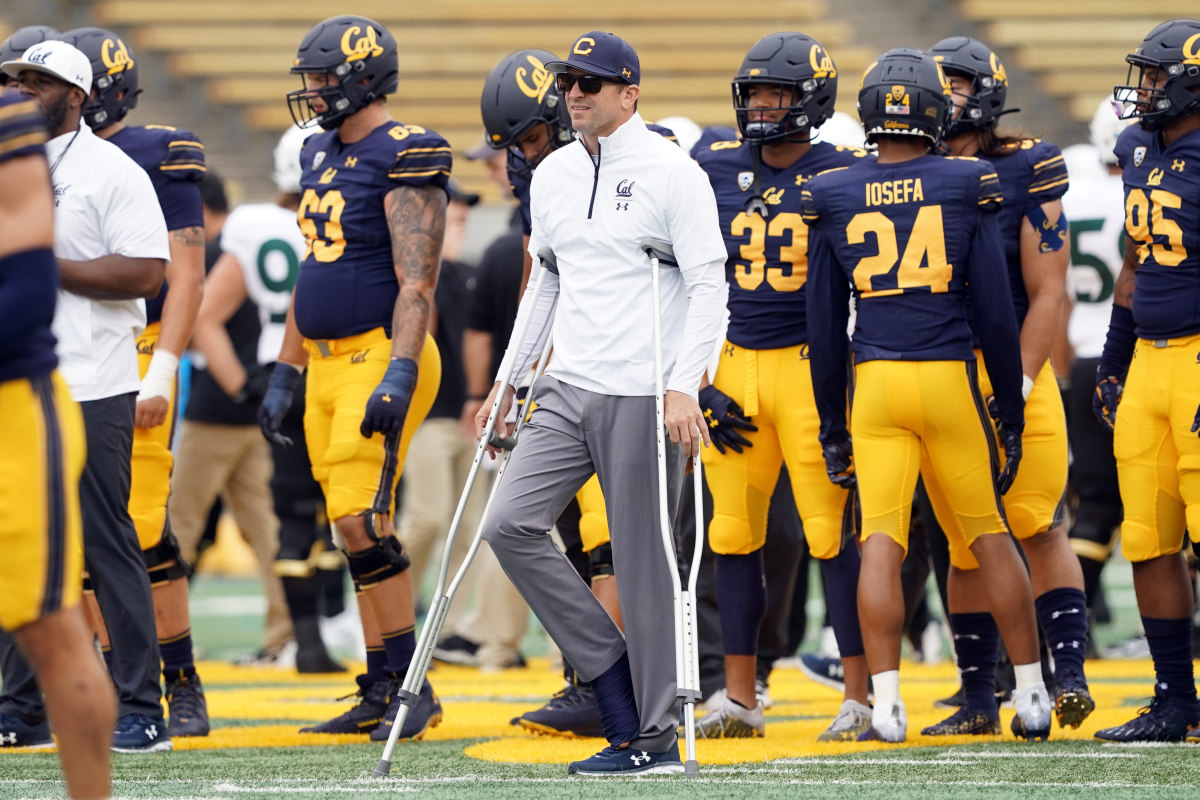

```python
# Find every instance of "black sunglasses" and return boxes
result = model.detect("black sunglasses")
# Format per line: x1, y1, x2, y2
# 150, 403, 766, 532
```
555, 73, 621, 94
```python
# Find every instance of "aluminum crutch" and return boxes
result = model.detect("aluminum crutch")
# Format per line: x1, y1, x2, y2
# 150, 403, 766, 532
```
640, 237, 704, 776
373, 247, 558, 777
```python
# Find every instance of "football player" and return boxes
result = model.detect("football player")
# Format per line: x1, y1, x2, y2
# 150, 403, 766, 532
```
803, 47, 1051, 743
922, 36, 1092, 734
62, 26, 210, 739
1063, 100, 1133, 623
189, 125, 345, 675
0, 85, 115, 800
1092, 18, 1200, 743
259, 15, 448, 743
693, 31, 871, 740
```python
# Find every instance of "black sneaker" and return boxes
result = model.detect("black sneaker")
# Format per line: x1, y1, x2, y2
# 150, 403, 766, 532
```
920, 706, 1001, 736
798, 653, 846, 692
431, 635, 480, 667
369, 678, 443, 742
568, 741, 683, 776
1094, 694, 1200, 742
112, 713, 173, 753
299, 677, 390, 734
1054, 671, 1095, 729
165, 673, 210, 737
0, 713, 53, 749
514, 681, 605, 738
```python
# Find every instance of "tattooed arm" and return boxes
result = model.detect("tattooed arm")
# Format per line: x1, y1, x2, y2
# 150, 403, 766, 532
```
136, 224, 206, 428
1113, 236, 1138, 309
384, 184, 446, 360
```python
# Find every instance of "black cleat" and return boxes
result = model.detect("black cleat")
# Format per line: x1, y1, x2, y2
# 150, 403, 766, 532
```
369, 679, 443, 742
299, 677, 390, 734
1094, 694, 1200, 743
1054, 671, 1095, 729
165, 673, 210, 737
514, 681, 605, 738
921, 706, 1001, 736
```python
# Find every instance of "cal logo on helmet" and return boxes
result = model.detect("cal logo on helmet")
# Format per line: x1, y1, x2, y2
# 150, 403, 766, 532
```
516, 53, 553, 102
101, 37, 133, 75
1185, 32, 1200, 66
809, 44, 836, 79
341, 25, 383, 62
988, 51, 1007, 87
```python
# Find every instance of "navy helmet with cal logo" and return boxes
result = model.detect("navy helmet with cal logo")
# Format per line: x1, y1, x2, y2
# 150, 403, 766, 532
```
857, 47, 953, 147
286, 15, 399, 130
60, 27, 141, 130
1115, 18, 1200, 131
927, 36, 1009, 140
480, 49, 573, 176
732, 31, 839, 144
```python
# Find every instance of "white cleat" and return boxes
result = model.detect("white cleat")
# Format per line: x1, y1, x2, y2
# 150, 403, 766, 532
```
859, 700, 906, 742
1012, 684, 1052, 741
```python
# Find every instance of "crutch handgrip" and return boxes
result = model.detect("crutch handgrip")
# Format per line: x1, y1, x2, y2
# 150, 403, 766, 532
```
638, 237, 679, 268
487, 429, 518, 450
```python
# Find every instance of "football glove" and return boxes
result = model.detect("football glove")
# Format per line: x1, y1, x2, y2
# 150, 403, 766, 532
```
361, 358, 418, 439
698, 385, 757, 455
232, 365, 272, 407
996, 427, 1022, 495
1092, 375, 1122, 433
821, 437, 856, 490
258, 363, 302, 447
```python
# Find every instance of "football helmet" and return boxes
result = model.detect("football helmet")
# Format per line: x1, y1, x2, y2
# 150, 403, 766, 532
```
1115, 18, 1200, 131
732, 31, 838, 143
1090, 98, 1132, 166
857, 47, 952, 146
0, 25, 60, 73
287, 15, 398, 130
273, 125, 314, 194
927, 37, 1008, 140
60, 27, 140, 129
480, 49, 572, 178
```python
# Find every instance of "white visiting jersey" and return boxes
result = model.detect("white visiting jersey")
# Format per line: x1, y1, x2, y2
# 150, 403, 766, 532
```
1063, 169, 1126, 359
219, 203, 305, 365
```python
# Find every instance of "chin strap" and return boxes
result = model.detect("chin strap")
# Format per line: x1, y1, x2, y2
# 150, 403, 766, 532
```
744, 144, 768, 219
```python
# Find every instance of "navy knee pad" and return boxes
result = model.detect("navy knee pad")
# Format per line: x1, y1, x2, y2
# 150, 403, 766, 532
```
587, 542, 614, 579
345, 535, 409, 589
143, 528, 191, 586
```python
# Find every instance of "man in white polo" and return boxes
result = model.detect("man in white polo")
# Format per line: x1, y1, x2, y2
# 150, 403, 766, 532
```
476, 30, 727, 776
0, 40, 173, 753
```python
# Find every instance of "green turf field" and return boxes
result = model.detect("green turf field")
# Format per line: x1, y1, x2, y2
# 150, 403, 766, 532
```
1, 555, 1195, 800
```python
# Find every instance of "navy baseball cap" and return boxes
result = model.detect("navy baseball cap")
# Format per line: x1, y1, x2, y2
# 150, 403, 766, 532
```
546, 31, 639, 85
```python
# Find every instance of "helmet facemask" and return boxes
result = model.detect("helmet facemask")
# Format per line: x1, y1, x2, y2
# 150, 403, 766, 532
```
733, 76, 829, 144
1114, 56, 1200, 132
287, 65, 366, 130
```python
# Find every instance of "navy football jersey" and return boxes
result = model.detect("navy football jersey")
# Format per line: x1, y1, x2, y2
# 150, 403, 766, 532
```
0, 89, 57, 382
294, 121, 452, 341
1115, 125, 1200, 339
108, 124, 206, 324
696, 139, 870, 349
983, 138, 1069, 326
803, 154, 1023, 437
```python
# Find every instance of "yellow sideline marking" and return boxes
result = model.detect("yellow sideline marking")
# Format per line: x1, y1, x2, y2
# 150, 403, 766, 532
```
0, 658, 1173, 758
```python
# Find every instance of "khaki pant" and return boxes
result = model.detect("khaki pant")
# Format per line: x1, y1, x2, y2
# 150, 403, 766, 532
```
169, 421, 291, 652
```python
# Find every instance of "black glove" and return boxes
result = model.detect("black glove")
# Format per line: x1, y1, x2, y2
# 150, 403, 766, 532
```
258, 363, 302, 447
821, 438, 856, 490
232, 365, 272, 407
1093, 375, 1122, 432
996, 427, 1022, 495
698, 385, 757, 455
361, 358, 419, 438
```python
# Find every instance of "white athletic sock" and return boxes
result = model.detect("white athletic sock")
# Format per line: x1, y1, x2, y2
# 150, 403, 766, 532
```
871, 670, 900, 711
1013, 662, 1044, 695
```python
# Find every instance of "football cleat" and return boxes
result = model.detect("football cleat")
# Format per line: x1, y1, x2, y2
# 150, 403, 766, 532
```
694, 694, 765, 739
431, 634, 480, 667
514, 681, 604, 738
111, 713, 173, 753
299, 677, 390, 734
1094, 694, 1200, 743
818, 699, 873, 742
798, 653, 846, 692
369, 678, 442, 742
0, 713, 53, 749
921, 706, 1001, 736
567, 741, 684, 776
1011, 685, 1052, 741
165, 673, 210, 737
857, 700, 906, 743
1187, 725, 1200, 743
1053, 671, 1095, 729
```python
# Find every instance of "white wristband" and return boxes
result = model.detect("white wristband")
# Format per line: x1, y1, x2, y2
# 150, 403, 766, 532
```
1021, 374, 1035, 402
138, 349, 179, 402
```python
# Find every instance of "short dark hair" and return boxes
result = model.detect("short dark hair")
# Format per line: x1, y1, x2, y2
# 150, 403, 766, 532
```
198, 170, 228, 214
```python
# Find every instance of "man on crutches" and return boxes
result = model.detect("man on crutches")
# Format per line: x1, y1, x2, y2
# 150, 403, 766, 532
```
474, 31, 727, 776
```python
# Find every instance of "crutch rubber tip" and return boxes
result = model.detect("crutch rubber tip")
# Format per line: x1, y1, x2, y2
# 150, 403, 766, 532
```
684, 761, 700, 775
372, 759, 392, 777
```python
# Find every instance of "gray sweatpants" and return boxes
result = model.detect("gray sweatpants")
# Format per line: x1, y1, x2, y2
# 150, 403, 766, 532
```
484, 376, 684, 752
